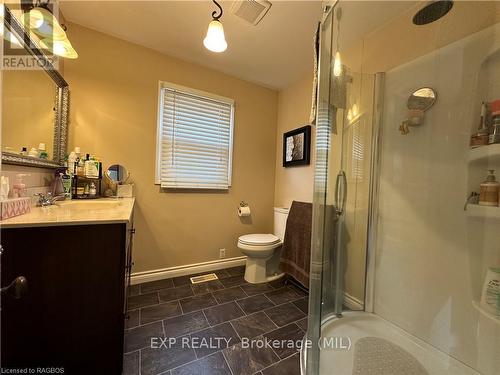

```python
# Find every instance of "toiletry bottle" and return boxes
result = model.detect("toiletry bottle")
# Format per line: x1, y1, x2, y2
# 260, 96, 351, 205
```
479, 170, 500, 206
0, 176, 10, 200
89, 181, 97, 197
12, 174, 27, 198
471, 102, 490, 148
84, 183, 90, 196
38, 143, 48, 159
20, 147, 27, 156
67, 151, 77, 175
62, 171, 72, 199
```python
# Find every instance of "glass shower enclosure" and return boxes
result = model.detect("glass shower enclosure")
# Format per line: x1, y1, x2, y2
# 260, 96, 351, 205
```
304, 1, 500, 375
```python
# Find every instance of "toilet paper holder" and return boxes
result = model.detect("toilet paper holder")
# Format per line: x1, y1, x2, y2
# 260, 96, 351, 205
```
240, 201, 249, 207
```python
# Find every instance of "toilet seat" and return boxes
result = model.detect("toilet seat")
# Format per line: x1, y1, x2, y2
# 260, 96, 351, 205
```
238, 234, 281, 246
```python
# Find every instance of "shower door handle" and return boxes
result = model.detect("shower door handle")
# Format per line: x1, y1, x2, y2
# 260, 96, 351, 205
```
334, 170, 347, 216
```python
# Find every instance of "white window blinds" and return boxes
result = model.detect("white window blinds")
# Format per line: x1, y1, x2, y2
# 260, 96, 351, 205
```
156, 82, 234, 189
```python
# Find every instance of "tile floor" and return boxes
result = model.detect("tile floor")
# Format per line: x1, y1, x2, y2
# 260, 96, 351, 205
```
123, 266, 308, 375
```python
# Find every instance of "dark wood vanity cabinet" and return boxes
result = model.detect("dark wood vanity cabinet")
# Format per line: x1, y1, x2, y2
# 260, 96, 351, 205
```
1, 222, 133, 374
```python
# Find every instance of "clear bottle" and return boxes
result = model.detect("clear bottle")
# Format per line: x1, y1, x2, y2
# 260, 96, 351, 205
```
479, 169, 500, 206
89, 182, 97, 197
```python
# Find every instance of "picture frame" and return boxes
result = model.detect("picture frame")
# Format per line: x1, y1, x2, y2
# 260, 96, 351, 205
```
283, 125, 311, 167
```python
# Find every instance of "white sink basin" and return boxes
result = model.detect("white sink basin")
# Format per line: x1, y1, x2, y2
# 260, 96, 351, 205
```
56, 200, 122, 211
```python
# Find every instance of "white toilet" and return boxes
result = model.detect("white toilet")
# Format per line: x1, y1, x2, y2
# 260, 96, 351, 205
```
237, 207, 289, 284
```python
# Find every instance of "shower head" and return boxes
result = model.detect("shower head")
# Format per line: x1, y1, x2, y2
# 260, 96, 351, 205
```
412, 1, 453, 25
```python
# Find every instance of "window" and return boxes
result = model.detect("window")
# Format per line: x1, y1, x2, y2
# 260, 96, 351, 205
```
156, 82, 234, 189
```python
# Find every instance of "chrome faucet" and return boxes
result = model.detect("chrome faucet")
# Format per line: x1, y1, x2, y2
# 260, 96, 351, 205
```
34, 192, 66, 207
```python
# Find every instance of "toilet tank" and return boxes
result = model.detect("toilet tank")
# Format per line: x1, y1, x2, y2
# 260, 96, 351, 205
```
273, 207, 289, 241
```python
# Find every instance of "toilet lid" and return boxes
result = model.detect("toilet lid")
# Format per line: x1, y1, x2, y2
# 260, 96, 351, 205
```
238, 234, 281, 246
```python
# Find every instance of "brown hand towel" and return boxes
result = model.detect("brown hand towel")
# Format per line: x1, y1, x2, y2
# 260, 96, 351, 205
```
279, 201, 312, 289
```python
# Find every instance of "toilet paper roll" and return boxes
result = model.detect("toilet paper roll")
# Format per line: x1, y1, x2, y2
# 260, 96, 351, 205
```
238, 206, 251, 217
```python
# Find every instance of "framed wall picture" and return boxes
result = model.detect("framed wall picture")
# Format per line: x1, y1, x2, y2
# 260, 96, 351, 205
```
283, 125, 311, 167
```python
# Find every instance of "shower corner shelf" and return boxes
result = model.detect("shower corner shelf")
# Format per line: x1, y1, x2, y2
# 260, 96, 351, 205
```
472, 301, 500, 325
468, 143, 500, 163
466, 204, 500, 219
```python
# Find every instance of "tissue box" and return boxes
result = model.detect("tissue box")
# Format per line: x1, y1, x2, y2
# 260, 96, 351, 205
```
1, 197, 31, 220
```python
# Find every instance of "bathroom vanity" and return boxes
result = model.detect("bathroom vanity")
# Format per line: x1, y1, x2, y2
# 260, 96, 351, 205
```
0, 198, 135, 374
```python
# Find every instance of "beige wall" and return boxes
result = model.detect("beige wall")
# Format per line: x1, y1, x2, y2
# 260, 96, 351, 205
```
2, 70, 55, 157
64, 23, 278, 273
273, 74, 315, 208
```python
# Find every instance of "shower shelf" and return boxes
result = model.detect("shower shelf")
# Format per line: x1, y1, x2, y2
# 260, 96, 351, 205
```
472, 301, 500, 325
469, 143, 500, 163
465, 204, 500, 219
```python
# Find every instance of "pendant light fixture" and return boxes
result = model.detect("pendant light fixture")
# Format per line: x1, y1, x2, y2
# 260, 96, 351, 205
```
333, 7, 342, 77
20, 1, 78, 59
203, 0, 227, 53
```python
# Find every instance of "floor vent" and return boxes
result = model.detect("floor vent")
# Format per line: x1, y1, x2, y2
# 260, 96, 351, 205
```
190, 273, 219, 284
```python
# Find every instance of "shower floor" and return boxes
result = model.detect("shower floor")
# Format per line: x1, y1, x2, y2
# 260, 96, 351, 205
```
303, 311, 479, 375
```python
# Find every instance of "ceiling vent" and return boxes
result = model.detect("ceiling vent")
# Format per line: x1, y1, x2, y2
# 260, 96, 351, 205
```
231, 0, 272, 26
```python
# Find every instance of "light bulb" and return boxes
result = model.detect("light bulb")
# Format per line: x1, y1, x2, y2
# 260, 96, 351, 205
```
40, 38, 78, 59
347, 109, 353, 121
333, 51, 342, 77
203, 20, 227, 53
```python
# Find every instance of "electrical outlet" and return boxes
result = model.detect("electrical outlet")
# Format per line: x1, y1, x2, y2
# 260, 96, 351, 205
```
219, 248, 226, 259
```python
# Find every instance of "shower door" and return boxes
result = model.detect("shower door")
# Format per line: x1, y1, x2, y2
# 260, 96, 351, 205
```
305, 4, 377, 374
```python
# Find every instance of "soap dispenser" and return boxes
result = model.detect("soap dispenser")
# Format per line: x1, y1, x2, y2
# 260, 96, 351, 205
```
479, 170, 500, 206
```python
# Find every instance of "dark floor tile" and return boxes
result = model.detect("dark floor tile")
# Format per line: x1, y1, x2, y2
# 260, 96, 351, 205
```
288, 283, 308, 297
263, 324, 304, 359
141, 337, 196, 375
237, 294, 274, 315
203, 301, 245, 326
223, 340, 279, 375
141, 301, 182, 325
212, 286, 247, 304
226, 266, 245, 276
269, 278, 287, 289
219, 275, 246, 288
124, 321, 164, 353
123, 350, 139, 375
125, 309, 140, 329
265, 303, 305, 327
296, 317, 308, 332
171, 352, 231, 375
265, 287, 302, 305
159, 285, 194, 303
240, 283, 275, 296
231, 312, 277, 339
128, 292, 159, 310
191, 323, 240, 358
180, 293, 218, 314
214, 269, 231, 279
164, 311, 209, 338
292, 297, 308, 314
191, 280, 225, 295
173, 273, 201, 287
262, 353, 300, 375
141, 278, 175, 293
129, 284, 140, 297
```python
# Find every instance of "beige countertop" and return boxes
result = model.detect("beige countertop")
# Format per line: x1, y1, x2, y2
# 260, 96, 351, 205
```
0, 198, 135, 228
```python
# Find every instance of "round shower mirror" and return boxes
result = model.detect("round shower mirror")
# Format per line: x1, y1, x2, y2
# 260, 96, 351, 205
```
106, 164, 129, 184
407, 87, 437, 111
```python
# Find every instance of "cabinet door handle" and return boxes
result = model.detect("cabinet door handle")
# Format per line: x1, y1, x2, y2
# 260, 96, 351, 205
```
1, 276, 28, 299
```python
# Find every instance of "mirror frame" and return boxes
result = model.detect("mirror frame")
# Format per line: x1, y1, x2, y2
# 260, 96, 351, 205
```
1, 5, 69, 169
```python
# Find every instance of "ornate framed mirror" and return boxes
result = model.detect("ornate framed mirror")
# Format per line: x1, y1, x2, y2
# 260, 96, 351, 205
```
1, 5, 69, 169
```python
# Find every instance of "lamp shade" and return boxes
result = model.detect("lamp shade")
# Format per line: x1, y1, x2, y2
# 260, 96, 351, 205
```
203, 20, 227, 53
40, 38, 78, 59
26, 7, 67, 40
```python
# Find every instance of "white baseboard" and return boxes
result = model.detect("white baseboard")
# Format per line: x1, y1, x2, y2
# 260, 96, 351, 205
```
343, 292, 364, 310
131, 256, 247, 285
